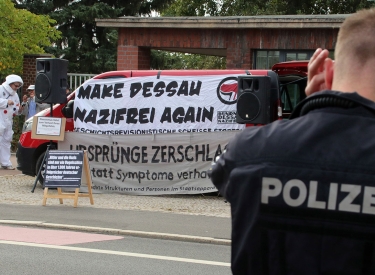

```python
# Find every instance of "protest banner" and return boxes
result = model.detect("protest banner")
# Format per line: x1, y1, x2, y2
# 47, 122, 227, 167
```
59, 131, 239, 195
73, 74, 245, 135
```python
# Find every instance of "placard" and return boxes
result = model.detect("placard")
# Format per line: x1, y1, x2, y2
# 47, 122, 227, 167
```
44, 150, 83, 188
42, 150, 94, 207
31, 116, 66, 141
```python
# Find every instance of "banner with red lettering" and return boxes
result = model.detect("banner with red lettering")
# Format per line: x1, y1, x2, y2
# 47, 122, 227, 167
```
73, 74, 246, 135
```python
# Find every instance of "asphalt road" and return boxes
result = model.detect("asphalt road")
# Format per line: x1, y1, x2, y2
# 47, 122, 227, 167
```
1, 154, 231, 244
1, 154, 232, 274
0, 203, 231, 244
0, 224, 231, 275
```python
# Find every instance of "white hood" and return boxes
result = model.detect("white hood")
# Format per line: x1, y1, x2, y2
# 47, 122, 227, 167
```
2, 74, 23, 96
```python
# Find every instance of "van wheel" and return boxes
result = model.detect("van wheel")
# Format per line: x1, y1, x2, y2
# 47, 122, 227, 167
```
35, 152, 46, 186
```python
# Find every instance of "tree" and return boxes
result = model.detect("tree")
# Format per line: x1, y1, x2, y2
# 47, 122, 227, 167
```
161, 0, 220, 16
156, 0, 374, 69
302, 0, 373, 14
14, 0, 173, 74
158, 0, 225, 70
0, 0, 60, 79
150, 51, 225, 70
164, 0, 374, 16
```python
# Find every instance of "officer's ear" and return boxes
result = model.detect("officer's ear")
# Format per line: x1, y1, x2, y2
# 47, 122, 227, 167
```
324, 58, 334, 90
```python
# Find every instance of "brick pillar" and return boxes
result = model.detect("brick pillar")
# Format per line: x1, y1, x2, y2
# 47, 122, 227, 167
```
138, 47, 151, 70
226, 29, 252, 69
22, 54, 52, 95
226, 48, 252, 69
249, 49, 254, 70
117, 46, 150, 70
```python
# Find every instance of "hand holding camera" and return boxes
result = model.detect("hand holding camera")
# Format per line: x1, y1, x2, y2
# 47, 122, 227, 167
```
21, 95, 28, 108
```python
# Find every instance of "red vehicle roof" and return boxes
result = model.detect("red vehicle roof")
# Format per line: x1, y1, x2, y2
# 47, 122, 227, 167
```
271, 61, 308, 76
94, 69, 270, 79
95, 62, 308, 80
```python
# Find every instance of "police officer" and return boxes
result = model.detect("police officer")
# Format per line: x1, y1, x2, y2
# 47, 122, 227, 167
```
210, 8, 375, 275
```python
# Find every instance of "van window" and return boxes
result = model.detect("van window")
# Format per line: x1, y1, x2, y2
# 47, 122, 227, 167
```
280, 78, 307, 113
254, 50, 314, 69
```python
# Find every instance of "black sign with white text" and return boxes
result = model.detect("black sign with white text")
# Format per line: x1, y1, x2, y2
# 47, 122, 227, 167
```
44, 150, 84, 188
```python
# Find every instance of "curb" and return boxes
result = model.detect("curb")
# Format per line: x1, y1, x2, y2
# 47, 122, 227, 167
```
0, 220, 231, 246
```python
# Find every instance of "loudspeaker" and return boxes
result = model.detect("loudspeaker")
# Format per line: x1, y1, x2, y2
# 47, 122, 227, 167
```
236, 71, 280, 124
35, 58, 68, 104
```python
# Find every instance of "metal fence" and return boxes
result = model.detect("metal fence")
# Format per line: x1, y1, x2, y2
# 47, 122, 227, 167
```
68, 73, 96, 91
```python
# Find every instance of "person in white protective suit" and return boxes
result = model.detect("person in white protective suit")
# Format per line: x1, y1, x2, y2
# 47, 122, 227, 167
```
0, 75, 23, 170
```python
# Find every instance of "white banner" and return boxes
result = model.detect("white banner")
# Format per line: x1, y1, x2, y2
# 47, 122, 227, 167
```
73, 74, 246, 135
59, 131, 240, 195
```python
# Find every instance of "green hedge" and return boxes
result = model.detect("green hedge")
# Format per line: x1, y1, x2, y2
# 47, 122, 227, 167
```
12, 115, 25, 153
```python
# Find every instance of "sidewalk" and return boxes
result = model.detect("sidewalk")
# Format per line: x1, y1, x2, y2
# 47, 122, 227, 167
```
0, 154, 22, 176
0, 156, 231, 245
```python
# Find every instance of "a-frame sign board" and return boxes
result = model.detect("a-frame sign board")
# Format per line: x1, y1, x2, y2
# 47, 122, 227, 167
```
42, 150, 94, 208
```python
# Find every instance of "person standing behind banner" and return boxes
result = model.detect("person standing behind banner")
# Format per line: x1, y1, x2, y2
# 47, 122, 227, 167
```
66, 84, 72, 96
20, 85, 49, 120
0, 74, 23, 170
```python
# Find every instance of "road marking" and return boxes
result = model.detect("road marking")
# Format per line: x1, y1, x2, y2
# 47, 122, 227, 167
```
0, 240, 230, 267
0, 221, 231, 245
0, 225, 123, 245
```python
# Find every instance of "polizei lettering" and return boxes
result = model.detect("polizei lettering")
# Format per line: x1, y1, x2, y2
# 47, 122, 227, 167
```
261, 177, 375, 215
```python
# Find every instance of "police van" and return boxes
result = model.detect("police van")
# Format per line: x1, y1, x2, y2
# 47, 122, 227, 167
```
16, 61, 308, 191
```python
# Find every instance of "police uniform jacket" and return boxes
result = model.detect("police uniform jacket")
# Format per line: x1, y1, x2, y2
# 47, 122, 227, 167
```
210, 90, 375, 275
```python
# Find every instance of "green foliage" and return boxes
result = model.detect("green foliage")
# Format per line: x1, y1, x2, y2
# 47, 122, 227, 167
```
161, 0, 220, 16
157, 0, 374, 69
159, 0, 225, 69
15, 0, 174, 74
0, 0, 60, 79
182, 54, 226, 69
307, 0, 373, 14
265, 0, 374, 15
11, 115, 25, 153
151, 50, 225, 69
163, 0, 375, 16
9, 0, 374, 74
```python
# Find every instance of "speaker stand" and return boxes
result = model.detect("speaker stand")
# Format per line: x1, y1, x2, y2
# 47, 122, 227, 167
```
31, 103, 56, 193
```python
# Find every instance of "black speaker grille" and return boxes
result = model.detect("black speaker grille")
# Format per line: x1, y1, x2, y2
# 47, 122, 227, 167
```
35, 73, 51, 101
237, 92, 261, 121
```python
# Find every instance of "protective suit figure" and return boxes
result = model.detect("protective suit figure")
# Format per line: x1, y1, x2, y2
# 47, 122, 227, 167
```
0, 75, 23, 169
